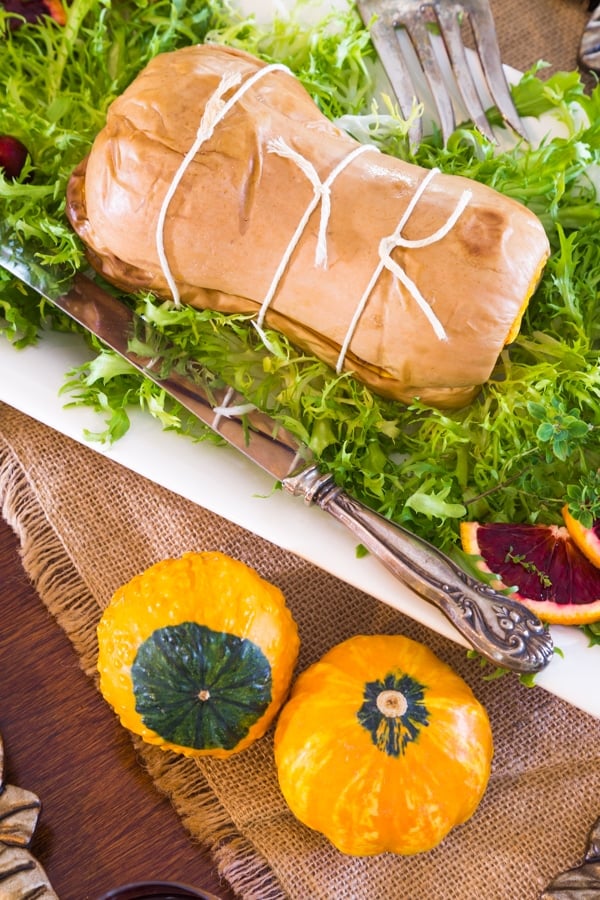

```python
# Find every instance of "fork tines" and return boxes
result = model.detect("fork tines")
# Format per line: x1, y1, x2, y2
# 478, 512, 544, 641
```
356, 0, 527, 144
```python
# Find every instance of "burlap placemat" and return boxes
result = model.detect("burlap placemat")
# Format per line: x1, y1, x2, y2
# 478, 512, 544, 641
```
2, 401, 600, 900
2, 2, 599, 897
491, 0, 592, 78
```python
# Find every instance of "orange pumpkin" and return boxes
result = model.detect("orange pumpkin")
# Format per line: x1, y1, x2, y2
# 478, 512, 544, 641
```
274, 634, 493, 856
97, 551, 299, 758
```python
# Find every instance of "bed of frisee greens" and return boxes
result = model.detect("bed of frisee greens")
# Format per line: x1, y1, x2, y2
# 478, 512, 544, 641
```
2, 0, 600, 644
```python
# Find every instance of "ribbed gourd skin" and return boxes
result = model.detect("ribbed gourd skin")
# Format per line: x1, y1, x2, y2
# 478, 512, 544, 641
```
97, 551, 300, 758
274, 634, 493, 856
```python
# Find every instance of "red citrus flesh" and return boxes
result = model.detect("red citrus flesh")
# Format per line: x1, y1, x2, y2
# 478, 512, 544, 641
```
460, 520, 600, 625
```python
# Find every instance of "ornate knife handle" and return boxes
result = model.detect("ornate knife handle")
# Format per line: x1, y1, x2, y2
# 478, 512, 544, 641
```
283, 465, 554, 674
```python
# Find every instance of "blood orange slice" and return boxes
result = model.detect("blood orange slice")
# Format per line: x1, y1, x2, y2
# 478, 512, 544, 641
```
562, 504, 600, 569
460, 520, 600, 625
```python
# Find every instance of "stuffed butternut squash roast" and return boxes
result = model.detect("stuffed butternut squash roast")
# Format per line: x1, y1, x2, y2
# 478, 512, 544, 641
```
66, 43, 550, 409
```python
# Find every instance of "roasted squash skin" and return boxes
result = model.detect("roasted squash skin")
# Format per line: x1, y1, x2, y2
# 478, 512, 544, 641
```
273, 634, 493, 856
97, 551, 300, 758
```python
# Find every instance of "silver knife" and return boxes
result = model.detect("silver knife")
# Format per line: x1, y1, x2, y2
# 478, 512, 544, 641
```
0, 236, 554, 674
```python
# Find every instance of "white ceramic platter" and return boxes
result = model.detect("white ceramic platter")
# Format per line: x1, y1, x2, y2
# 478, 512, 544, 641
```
2, 0, 599, 718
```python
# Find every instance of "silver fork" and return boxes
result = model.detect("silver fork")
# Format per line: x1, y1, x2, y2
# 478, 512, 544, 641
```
580, 4, 600, 72
355, 0, 527, 144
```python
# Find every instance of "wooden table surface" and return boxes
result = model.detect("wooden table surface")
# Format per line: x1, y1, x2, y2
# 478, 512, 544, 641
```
0, 515, 238, 900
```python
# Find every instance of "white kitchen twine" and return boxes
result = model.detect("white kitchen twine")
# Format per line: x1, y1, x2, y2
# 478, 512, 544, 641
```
155, 61, 291, 307
335, 168, 473, 370
155, 60, 472, 373
211, 385, 257, 426
254, 138, 379, 328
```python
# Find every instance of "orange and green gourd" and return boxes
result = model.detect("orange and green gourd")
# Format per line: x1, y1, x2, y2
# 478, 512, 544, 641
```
274, 633, 493, 856
97, 551, 300, 758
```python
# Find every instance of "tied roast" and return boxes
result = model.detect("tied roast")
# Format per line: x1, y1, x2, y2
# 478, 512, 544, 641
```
66, 44, 550, 409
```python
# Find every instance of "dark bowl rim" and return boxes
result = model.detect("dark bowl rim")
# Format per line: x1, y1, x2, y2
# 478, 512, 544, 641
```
96, 880, 219, 900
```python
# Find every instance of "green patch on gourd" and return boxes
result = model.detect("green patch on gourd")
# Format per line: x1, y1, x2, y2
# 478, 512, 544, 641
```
132, 622, 272, 751
357, 672, 430, 757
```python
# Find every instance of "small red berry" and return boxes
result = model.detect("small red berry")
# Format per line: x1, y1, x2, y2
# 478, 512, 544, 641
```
0, 135, 30, 180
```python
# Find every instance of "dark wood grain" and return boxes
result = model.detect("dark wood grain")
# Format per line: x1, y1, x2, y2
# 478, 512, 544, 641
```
0, 515, 238, 900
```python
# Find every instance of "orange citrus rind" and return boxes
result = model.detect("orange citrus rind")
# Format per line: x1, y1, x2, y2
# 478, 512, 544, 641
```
562, 504, 600, 569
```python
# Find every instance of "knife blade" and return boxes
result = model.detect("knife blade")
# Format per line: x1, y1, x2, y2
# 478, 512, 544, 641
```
0, 236, 554, 674
0, 239, 304, 481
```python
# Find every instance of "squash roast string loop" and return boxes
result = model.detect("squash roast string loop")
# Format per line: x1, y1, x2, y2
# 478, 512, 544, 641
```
255, 138, 379, 318
335, 168, 473, 371
155, 62, 291, 307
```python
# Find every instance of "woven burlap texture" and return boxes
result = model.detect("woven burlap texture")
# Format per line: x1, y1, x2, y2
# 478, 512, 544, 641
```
490, 0, 591, 77
2, 402, 600, 900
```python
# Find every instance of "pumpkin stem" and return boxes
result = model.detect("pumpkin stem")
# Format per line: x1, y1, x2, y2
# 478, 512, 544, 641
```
198, 689, 211, 702
376, 689, 407, 718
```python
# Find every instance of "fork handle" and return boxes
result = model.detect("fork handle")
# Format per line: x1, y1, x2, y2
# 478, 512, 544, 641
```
283, 465, 553, 674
